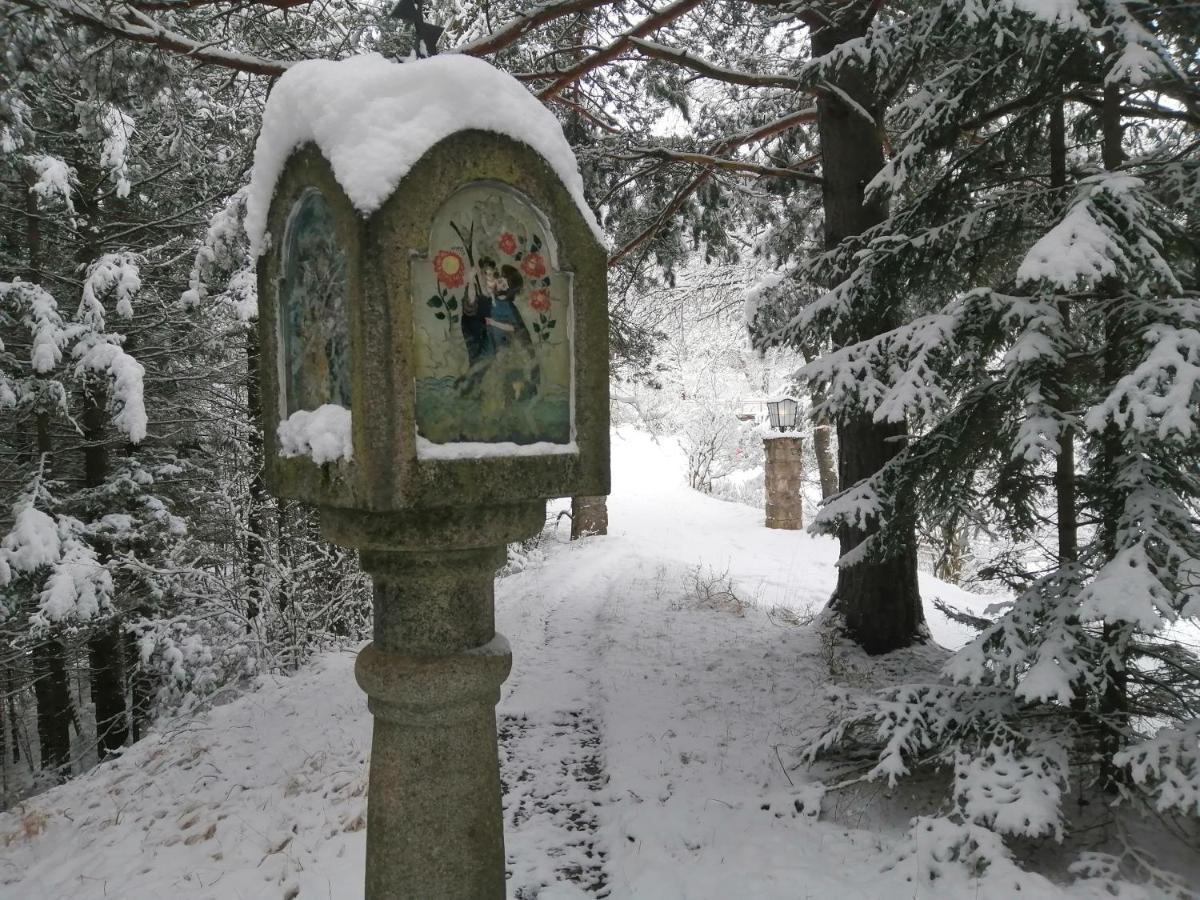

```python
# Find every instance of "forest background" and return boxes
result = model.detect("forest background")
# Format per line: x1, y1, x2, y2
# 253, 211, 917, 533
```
0, 0, 1197, 888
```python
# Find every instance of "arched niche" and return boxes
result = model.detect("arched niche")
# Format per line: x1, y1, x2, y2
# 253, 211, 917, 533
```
410, 181, 574, 446
278, 187, 353, 416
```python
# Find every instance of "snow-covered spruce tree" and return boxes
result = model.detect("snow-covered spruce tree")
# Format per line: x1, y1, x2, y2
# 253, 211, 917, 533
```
0, 19, 271, 787
797, 0, 1200, 881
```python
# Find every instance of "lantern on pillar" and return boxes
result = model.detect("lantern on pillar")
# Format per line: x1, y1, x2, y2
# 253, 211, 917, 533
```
763, 396, 803, 529
766, 396, 799, 432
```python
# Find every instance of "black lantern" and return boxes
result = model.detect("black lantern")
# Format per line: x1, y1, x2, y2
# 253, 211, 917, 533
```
766, 396, 799, 432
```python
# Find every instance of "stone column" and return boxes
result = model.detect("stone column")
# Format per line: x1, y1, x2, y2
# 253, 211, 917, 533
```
570, 495, 608, 539
764, 436, 804, 530
322, 503, 544, 900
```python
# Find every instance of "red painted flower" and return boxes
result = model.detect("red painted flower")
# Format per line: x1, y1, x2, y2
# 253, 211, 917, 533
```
530, 288, 551, 313
433, 250, 465, 289
520, 253, 547, 279
497, 232, 518, 255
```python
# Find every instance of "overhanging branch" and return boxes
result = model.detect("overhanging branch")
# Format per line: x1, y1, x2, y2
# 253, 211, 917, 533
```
629, 38, 810, 92
16, 0, 293, 76
538, 0, 706, 101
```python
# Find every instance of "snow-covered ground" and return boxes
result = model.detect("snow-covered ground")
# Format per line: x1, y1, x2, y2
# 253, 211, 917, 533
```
0, 430, 1178, 899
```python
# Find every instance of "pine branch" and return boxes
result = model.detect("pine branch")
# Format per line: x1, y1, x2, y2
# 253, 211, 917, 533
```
14, 0, 294, 76
620, 147, 822, 182
455, 0, 618, 57
538, 0, 707, 101
607, 109, 820, 266
608, 168, 712, 268
629, 38, 812, 91
128, 0, 310, 10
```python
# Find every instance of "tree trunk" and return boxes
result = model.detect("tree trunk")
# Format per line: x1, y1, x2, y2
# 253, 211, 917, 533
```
33, 638, 72, 777
810, 383, 838, 499
1049, 95, 1078, 566
4, 668, 20, 764
126, 630, 153, 742
245, 328, 268, 629
1097, 80, 1130, 792
811, 8, 924, 654
571, 495, 609, 539
83, 386, 129, 759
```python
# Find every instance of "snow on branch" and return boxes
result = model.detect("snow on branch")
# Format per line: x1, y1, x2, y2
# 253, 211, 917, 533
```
455, 0, 618, 57
0, 487, 113, 627
628, 38, 810, 91
72, 336, 148, 442
1114, 719, 1200, 817
537, 0, 706, 101
1017, 174, 1179, 293
33, 523, 114, 628
182, 186, 257, 321
1085, 319, 1200, 442
15, 0, 293, 76
81, 253, 142, 323
25, 154, 77, 215
2, 280, 68, 374
798, 308, 963, 425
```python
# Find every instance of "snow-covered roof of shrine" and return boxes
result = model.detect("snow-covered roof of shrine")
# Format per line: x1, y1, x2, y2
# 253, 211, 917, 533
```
245, 54, 606, 257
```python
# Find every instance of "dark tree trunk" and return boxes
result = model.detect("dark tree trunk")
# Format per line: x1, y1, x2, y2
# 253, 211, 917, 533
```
245, 328, 268, 629
89, 623, 127, 758
811, 8, 924, 654
29, 277, 73, 773
33, 638, 72, 776
83, 387, 128, 759
1097, 81, 1130, 792
126, 630, 153, 742
5, 669, 20, 764
1050, 96, 1078, 566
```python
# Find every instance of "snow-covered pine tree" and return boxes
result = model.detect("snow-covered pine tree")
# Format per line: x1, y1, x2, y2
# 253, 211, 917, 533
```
0, 20, 262, 787
797, 0, 1199, 882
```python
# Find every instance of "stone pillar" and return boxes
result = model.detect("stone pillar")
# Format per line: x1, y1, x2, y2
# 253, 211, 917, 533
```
323, 503, 544, 900
764, 436, 804, 530
570, 494, 608, 539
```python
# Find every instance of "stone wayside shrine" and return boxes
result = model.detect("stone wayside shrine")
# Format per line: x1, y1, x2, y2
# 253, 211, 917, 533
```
247, 54, 609, 898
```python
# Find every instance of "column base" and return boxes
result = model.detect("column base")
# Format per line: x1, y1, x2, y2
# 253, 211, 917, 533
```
355, 637, 512, 899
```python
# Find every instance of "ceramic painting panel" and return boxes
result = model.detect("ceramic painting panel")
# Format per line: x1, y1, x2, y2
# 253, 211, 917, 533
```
279, 188, 352, 416
412, 183, 572, 445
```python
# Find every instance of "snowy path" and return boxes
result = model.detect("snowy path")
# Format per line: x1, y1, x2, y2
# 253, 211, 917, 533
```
2, 429, 1063, 899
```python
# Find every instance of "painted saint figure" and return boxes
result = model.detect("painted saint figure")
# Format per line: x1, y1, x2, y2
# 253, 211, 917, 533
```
412, 183, 571, 446
479, 265, 540, 412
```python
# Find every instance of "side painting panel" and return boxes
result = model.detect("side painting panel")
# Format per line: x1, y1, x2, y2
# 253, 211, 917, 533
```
279, 187, 352, 416
411, 183, 573, 446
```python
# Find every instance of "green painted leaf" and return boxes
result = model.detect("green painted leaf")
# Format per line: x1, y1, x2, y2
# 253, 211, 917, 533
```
434, 311, 446, 320
427, 295, 443, 308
